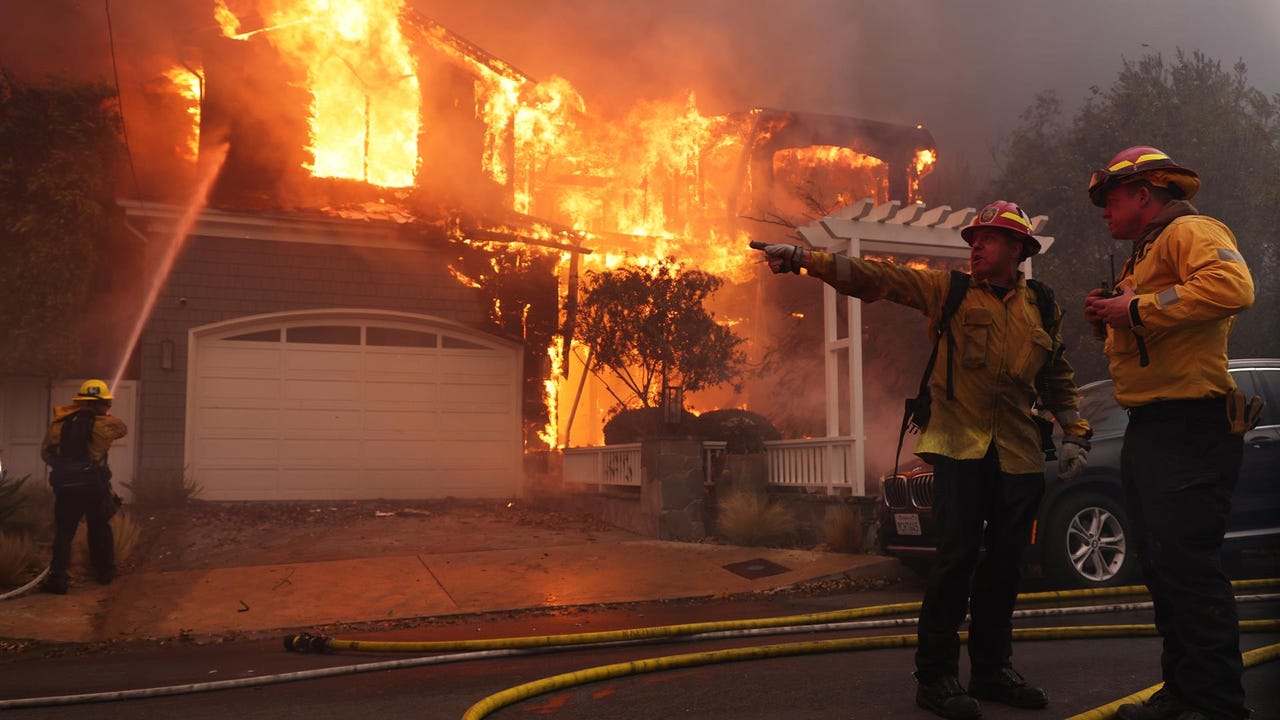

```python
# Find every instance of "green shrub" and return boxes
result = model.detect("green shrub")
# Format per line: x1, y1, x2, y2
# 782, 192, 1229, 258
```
0, 531, 38, 588
0, 464, 28, 523
124, 468, 202, 507
715, 490, 797, 547
602, 407, 699, 444
2, 480, 54, 542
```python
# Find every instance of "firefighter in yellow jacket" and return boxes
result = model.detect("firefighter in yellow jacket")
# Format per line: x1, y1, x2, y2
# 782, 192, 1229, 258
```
753, 201, 1092, 720
1084, 146, 1255, 720
40, 379, 128, 594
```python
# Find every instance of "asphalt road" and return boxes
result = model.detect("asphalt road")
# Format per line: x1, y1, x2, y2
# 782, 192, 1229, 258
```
2, 578, 1277, 720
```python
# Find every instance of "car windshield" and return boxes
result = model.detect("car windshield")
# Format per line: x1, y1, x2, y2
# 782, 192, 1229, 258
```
1079, 382, 1128, 435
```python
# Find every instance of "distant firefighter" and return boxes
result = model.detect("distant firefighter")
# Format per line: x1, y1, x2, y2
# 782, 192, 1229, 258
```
40, 379, 128, 594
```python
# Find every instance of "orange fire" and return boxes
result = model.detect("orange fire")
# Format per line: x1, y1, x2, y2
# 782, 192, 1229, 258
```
188, 1, 937, 448
219, 0, 421, 187
163, 66, 203, 161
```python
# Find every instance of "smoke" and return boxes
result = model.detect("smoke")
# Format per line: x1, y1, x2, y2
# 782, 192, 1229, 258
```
412, 0, 1280, 180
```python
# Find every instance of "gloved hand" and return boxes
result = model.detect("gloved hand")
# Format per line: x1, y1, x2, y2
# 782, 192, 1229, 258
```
1057, 436, 1090, 481
751, 241, 806, 274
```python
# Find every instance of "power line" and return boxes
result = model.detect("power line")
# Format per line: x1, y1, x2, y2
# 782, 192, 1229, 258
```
104, 0, 144, 202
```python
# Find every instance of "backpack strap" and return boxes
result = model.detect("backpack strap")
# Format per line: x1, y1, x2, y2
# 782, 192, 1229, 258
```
893, 271, 969, 478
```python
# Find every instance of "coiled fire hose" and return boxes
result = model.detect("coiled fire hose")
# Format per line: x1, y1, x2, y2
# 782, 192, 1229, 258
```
0, 579, 1275, 714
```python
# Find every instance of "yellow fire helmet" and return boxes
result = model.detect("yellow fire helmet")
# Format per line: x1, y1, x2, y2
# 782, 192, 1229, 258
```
74, 379, 113, 402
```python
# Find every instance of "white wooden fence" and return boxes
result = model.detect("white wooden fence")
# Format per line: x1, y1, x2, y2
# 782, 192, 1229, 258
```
561, 437, 861, 496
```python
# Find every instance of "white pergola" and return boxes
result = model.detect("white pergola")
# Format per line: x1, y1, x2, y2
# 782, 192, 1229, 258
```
797, 198, 1054, 494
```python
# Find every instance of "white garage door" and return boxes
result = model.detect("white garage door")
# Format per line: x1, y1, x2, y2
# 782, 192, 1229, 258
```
187, 310, 523, 500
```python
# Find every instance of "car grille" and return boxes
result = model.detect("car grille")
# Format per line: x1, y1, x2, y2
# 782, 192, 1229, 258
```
883, 472, 934, 509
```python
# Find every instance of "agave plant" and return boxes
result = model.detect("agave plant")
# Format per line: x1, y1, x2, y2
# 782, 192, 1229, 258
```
0, 453, 30, 524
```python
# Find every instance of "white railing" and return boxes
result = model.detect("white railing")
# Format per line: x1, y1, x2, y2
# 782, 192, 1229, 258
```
560, 437, 860, 496
563, 443, 642, 488
763, 437, 857, 495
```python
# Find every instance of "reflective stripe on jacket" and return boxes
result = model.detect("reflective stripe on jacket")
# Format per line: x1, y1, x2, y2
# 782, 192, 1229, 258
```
808, 252, 1090, 475
1107, 213, 1254, 407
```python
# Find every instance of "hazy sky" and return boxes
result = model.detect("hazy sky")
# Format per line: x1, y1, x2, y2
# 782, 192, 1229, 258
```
3, 0, 1278, 177
416, 0, 1280, 174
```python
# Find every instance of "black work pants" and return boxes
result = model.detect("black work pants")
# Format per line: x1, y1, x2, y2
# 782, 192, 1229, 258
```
49, 483, 115, 587
1123, 398, 1245, 719
915, 445, 1044, 682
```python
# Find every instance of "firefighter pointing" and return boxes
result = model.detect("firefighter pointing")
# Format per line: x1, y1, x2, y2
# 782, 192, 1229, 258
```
751, 201, 1092, 720
1084, 146, 1256, 720
40, 379, 128, 595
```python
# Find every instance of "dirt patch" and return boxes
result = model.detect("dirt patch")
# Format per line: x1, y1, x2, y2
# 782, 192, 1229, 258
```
131, 498, 640, 573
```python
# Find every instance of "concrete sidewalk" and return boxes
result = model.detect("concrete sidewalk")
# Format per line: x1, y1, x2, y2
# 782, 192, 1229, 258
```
0, 540, 900, 644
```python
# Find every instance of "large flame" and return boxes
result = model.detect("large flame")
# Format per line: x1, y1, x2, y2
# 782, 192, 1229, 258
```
163, 65, 203, 162
221, 0, 421, 187
189, 1, 935, 449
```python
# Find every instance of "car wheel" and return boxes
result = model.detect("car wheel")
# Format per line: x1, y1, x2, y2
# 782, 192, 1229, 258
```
1044, 491, 1136, 588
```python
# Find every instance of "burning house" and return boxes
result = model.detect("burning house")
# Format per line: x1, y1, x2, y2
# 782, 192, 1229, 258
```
2, 0, 950, 501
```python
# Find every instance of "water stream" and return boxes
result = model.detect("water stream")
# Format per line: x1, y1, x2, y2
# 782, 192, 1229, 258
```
110, 143, 230, 389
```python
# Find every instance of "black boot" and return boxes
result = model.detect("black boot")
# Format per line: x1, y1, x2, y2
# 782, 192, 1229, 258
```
916, 674, 982, 720
1116, 687, 1187, 720
968, 667, 1048, 709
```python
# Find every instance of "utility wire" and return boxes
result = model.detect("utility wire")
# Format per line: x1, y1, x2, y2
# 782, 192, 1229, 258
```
104, 0, 144, 202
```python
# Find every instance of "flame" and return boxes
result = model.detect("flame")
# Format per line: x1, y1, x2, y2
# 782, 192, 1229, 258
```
213, 0, 241, 36
909, 148, 937, 201
539, 342, 564, 448
164, 65, 202, 161
246, 0, 421, 187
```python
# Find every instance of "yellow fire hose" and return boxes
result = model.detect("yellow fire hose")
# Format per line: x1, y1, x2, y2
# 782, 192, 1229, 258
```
1065, 642, 1280, 720
460, 622, 1280, 720
291, 578, 1280, 655
1, 579, 1275, 712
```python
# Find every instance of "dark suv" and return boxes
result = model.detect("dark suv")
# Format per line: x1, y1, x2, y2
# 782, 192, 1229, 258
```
878, 358, 1280, 588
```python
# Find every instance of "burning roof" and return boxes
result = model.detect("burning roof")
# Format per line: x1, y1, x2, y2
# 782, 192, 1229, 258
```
135, 0, 933, 267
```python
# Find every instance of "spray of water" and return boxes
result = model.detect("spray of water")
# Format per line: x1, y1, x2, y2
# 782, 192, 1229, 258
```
110, 142, 230, 390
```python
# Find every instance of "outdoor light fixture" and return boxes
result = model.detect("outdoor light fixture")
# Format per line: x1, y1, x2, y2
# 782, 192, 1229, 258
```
663, 384, 683, 426
160, 339, 175, 371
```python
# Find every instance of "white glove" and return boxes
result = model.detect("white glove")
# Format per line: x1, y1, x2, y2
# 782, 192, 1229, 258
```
1057, 438, 1089, 481
751, 242, 806, 274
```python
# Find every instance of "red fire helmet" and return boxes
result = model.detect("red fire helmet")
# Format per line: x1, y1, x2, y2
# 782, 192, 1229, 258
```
1087, 145, 1200, 207
961, 200, 1041, 259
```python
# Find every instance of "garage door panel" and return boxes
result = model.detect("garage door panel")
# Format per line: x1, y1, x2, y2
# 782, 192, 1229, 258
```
365, 351, 437, 374
438, 381, 516, 406
200, 469, 280, 501
285, 347, 362, 369
203, 345, 281, 370
363, 410, 441, 433
190, 315, 520, 500
201, 377, 283, 401
362, 441, 437, 466
280, 409, 364, 433
196, 437, 278, 463
283, 379, 361, 402
201, 408, 279, 431
438, 354, 512, 377
278, 438, 364, 463
363, 380, 439, 405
